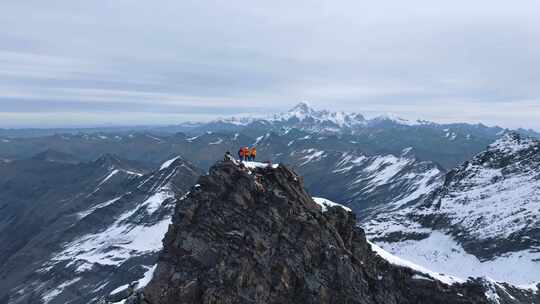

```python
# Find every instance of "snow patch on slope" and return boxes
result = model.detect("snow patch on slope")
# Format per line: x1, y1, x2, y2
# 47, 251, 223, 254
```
41, 278, 81, 303
356, 155, 414, 190
333, 153, 367, 173
434, 169, 540, 240
143, 191, 175, 214
299, 149, 326, 166
313, 197, 351, 213
160, 156, 181, 170
368, 240, 463, 285
52, 190, 176, 272
78, 196, 123, 219
490, 133, 536, 154
373, 231, 540, 286
242, 161, 279, 169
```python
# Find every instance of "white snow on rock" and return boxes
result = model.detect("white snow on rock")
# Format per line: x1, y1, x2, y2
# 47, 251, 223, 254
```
52, 190, 177, 272
209, 138, 224, 145
41, 278, 81, 303
368, 240, 464, 285
53, 216, 171, 272
77, 196, 123, 219
332, 153, 367, 173
299, 149, 326, 166
142, 191, 175, 215
372, 231, 540, 286
386, 167, 442, 209
489, 133, 536, 154
241, 161, 279, 169
360, 155, 413, 188
434, 169, 540, 240
97, 169, 119, 187
313, 197, 351, 213
365, 133, 540, 289
137, 264, 157, 288
160, 156, 181, 170
483, 279, 502, 304
110, 283, 129, 295
145, 134, 163, 142
108, 264, 156, 300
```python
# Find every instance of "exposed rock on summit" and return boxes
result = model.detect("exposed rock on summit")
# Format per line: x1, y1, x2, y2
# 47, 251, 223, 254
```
140, 160, 493, 304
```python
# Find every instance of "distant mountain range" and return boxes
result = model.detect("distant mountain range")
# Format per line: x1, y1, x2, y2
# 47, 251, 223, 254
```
2, 102, 539, 139
2, 103, 538, 170
1, 103, 539, 303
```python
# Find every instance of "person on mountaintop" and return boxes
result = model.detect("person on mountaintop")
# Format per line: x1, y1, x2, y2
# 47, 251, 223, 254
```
243, 146, 250, 161
250, 147, 257, 161
238, 148, 244, 161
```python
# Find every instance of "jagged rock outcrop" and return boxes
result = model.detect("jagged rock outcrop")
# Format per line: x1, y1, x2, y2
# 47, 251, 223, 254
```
140, 160, 493, 304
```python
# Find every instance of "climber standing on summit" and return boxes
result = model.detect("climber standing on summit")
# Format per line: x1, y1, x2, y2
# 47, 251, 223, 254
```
250, 147, 257, 161
238, 147, 244, 161
243, 146, 250, 161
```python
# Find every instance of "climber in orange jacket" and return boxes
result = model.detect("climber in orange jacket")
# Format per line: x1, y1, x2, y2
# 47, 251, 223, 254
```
250, 147, 257, 161
238, 148, 244, 161
243, 146, 250, 161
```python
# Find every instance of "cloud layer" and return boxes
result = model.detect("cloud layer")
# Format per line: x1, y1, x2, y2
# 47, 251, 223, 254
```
1, 0, 539, 128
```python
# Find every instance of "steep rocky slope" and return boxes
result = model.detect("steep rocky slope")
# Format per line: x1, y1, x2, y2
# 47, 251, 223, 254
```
365, 133, 540, 286
287, 148, 444, 215
123, 160, 537, 304
0, 155, 201, 304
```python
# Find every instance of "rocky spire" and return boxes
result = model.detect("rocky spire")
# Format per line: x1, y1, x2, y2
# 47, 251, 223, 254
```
131, 159, 499, 304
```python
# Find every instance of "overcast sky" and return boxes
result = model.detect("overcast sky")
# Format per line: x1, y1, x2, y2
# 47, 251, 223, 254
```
1, 0, 540, 129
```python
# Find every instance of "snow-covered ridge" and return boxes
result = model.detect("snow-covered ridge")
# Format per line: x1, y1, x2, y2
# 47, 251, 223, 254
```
241, 161, 279, 169
365, 133, 540, 287
160, 156, 181, 170
210, 102, 429, 131
488, 132, 538, 154
313, 197, 352, 213
431, 132, 540, 241
368, 240, 463, 285
270, 102, 368, 128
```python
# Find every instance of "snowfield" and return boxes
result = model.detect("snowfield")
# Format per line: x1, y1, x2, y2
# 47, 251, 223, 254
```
373, 231, 540, 286
368, 240, 464, 285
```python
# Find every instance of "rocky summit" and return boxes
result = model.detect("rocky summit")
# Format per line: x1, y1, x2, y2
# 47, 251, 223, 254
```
127, 159, 501, 304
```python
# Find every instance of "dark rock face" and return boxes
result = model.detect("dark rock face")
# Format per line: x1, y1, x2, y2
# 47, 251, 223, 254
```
142, 160, 490, 304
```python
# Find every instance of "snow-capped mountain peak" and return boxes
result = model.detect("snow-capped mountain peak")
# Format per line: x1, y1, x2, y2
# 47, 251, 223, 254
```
289, 101, 313, 114
267, 102, 367, 132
